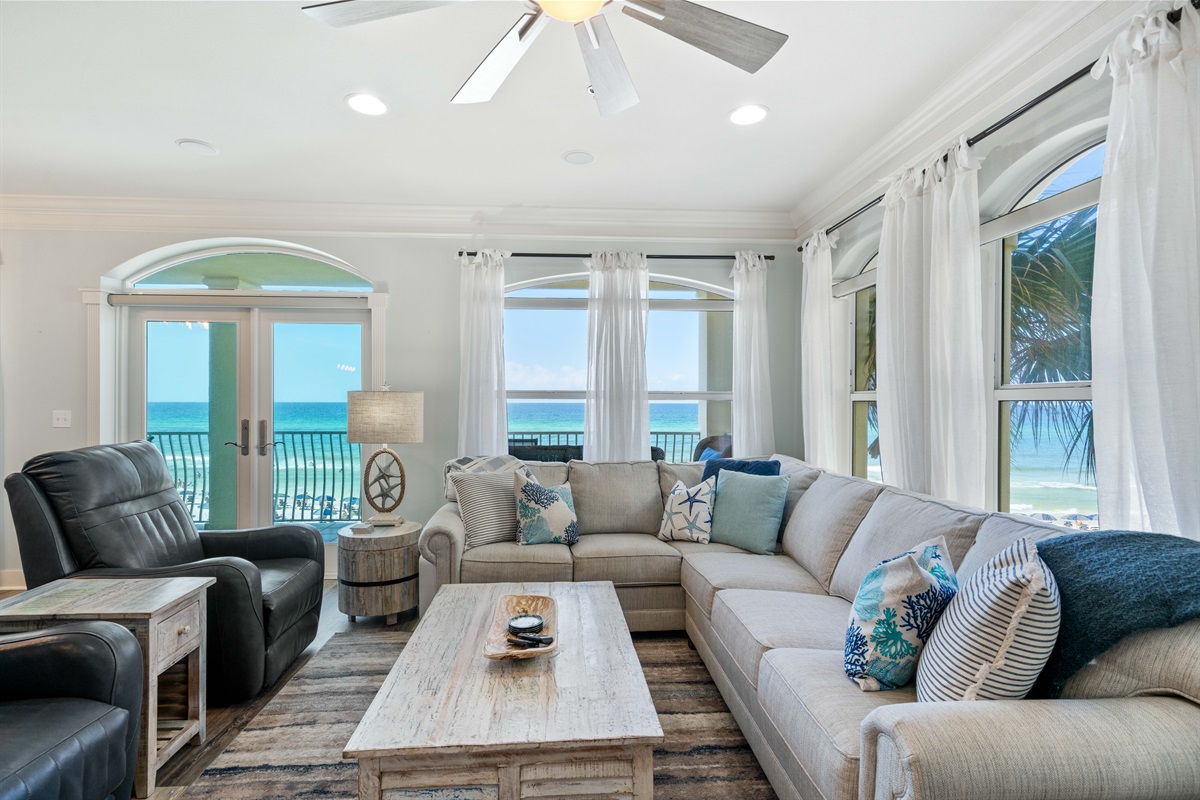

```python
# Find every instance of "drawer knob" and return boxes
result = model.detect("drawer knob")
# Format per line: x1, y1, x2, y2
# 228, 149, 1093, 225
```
178, 624, 191, 635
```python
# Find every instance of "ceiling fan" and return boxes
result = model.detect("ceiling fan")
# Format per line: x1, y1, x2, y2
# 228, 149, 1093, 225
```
301, 0, 788, 117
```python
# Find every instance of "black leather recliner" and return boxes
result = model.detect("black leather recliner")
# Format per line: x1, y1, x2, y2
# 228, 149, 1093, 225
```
0, 621, 143, 800
4, 441, 325, 703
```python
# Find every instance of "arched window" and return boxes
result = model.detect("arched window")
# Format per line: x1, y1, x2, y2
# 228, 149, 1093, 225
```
122, 242, 373, 292
503, 276, 733, 462
985, 141, 1102, 526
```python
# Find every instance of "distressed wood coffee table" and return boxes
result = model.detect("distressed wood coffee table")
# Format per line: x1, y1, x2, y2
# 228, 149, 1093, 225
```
344, 581, 663, 799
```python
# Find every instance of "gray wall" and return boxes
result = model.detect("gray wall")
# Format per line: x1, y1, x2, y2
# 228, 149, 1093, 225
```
0, 227, 800, 585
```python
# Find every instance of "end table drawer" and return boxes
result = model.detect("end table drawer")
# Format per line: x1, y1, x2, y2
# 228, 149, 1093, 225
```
157, 601, 201, 667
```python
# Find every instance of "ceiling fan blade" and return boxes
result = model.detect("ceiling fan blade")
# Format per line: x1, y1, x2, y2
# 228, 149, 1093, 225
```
620, 0, 787, 74
302, 0, 453, 28
452, 11, 551, 104
575, 16, 639, 117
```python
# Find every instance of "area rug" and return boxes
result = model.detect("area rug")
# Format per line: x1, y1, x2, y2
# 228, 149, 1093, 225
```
183, 627, 776, 799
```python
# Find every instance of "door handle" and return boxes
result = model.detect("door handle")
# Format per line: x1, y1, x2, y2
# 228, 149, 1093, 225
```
223, 419, 250, 456
257, 419, 283, 456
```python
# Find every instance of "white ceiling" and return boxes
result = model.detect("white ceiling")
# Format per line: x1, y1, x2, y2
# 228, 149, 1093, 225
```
1, 0, 1052, 215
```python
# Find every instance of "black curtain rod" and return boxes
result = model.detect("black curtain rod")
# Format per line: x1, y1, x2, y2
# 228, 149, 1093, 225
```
458, 251, 774, 261
799, 0, 1200, 251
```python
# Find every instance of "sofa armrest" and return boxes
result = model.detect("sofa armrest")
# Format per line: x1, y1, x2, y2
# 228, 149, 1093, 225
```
861, 697, 1200, 800
0, 621, 142, 714
419, 503, 465, 586
200, 524, 324, 568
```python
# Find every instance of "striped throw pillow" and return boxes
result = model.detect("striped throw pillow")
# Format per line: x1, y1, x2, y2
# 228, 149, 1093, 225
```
452, 472, 520, 550
916, 536, 1061, 701
444, 455, 530, 502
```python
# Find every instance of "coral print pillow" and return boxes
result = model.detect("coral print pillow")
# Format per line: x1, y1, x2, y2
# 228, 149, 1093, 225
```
658, 477, 717, 544
844, 536, 958, 691
514, 470, 579, 546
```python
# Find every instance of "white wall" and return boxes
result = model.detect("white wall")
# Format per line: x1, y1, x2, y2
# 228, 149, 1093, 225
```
0, 226, 799, 587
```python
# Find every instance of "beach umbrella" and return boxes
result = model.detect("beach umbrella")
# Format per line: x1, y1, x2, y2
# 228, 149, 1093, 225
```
1064, 513, 1087, 521
1086, 514, 1098, 520
1028, 512, 1057, 521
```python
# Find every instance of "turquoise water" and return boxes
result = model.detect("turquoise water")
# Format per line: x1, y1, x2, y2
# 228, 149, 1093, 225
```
148, 402, 1096, 523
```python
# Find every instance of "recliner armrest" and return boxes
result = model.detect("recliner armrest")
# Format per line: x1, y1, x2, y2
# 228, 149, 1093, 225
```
419, 503, 466, 585
860, 696, 1200, 800
200, 524, 324, 568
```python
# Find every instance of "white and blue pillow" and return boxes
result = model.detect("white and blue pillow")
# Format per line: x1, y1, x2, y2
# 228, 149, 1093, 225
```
515, 470, 578, 546
658, 476, 716, 544
916, 536, 1060, 701
844, 536, 958, 691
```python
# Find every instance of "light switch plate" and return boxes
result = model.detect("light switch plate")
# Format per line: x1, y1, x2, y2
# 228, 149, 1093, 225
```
52, 410, 72, 428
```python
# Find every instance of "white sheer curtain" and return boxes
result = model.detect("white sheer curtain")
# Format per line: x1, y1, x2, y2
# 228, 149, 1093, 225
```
1092, 3, 1199, 536
732, 250, 776, 457
876, 139, 988, 506
584, 251, 650, 462
800, 231, 847, 471
457, 248, 510, 456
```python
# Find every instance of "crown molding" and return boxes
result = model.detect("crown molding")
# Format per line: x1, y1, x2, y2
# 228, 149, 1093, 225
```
790, 0, 1138, 239
0, 194, 799, 244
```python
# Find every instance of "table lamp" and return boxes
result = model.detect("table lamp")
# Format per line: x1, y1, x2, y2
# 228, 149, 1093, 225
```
347, 390, 424, 526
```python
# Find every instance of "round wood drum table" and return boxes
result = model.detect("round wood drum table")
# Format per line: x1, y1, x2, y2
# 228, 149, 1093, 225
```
337, 521, 421, 625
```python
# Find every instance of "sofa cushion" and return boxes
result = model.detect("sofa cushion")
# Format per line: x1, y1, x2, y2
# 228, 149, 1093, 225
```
0, 697, 130, 800
259, 557, 325, 643
781, 473, 883, 591
568, 461, 663, 534
658, 461, 705, 502
21, 440, 204, 570
526, 461, 569, 488
1061, 618, 1200, 703
681, 553, 825, 617
571, 533, 682, 586
957, 513, 1063, 579
711, 589, 851, 688
829, 488, 986, 602
459, 541, 573, 583
771, 454, 823, 527
757, 649, 917, 800
666, 540, 750, 557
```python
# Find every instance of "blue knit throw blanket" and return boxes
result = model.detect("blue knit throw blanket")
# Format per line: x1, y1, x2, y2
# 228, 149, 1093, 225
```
1030, 530, 1200, 699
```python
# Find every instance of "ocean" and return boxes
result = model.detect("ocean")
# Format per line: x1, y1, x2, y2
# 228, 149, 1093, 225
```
147, 401, 1097, 523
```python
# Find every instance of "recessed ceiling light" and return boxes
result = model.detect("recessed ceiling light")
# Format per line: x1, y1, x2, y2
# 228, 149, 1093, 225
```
175, 138, 219, 156
729, 105, 769, 126
345, 93, 387, 116
563, 150, 595, 165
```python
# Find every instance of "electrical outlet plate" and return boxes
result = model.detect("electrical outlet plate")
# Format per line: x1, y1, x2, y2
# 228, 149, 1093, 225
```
52, 410, 72, 428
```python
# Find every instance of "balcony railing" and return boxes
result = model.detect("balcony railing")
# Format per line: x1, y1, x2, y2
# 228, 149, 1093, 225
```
149, 431, 362, 525
508, 431, 701, 463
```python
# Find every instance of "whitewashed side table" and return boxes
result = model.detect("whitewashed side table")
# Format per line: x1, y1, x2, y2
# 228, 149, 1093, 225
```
337, 521, 421, 624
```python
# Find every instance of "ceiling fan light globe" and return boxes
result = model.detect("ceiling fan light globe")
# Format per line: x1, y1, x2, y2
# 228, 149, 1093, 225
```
538, 0, 604, 22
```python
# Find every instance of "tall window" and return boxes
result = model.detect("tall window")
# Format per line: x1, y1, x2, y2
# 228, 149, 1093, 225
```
986, 142, 1103, 527
504, 277, 733, 462
850, 274, 881, 482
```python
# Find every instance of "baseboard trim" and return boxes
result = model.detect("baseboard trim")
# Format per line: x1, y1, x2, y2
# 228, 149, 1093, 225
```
0, 570, 27, 591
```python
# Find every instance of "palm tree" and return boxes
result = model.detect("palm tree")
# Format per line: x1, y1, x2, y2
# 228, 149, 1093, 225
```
1006, 205, 1097, 480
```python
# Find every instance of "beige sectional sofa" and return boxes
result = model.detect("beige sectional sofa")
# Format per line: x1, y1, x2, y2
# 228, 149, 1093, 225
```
419, 455, 1200, 800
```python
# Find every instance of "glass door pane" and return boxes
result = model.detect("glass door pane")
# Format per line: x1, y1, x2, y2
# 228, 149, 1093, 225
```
145, 319, 244, 530
267, 321, 364, 539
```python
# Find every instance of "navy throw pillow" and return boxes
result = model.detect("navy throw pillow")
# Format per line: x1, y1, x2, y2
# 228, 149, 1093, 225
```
702, 458, 781, 484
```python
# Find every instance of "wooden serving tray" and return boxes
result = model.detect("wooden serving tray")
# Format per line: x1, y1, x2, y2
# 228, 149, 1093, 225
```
482, 594, 558, 660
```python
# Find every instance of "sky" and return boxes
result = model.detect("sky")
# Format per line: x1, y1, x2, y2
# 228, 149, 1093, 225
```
146, 311, 708, 403
146, 321, 362, 402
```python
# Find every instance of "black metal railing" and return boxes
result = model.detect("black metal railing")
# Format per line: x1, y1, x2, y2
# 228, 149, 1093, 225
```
508, 431, 701, 463
148, 431, 362, 525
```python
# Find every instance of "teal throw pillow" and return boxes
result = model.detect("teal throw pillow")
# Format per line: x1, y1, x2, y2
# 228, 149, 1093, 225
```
709, 469, 790, 555
515, 470, 578, 545
844, 536, 958, 691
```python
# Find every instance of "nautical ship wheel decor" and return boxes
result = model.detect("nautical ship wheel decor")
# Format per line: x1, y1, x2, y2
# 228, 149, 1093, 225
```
363, 447, 407, 520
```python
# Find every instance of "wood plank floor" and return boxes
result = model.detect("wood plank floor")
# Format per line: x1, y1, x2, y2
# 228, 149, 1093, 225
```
1, 582, 418, 800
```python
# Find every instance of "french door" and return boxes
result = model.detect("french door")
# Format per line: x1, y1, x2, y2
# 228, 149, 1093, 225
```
128, 307, 370, 533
